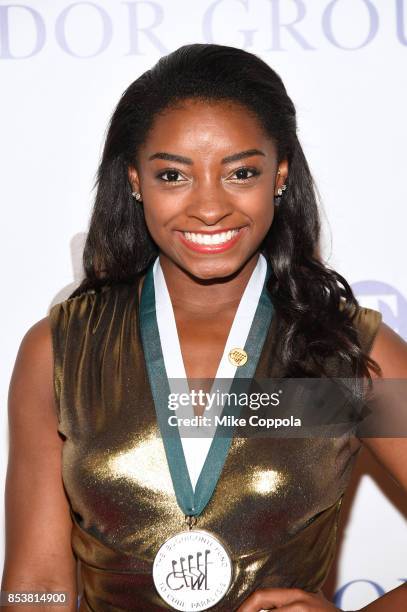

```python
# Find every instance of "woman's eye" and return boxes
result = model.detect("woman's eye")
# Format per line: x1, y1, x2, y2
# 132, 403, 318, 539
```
156, 169, 186, 183
156, 166, 260, 184
229, 167, 260, 182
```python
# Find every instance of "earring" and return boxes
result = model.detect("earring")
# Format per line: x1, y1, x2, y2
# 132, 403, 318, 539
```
274, 182, 287, 207
132, 191, 143, 202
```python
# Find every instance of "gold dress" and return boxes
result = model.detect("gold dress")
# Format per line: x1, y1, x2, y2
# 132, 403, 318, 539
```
48, 272, 382, 611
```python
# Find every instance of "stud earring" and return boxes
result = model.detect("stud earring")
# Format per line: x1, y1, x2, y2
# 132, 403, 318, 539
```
277, 184, 287, 197
132, 191, 143, 202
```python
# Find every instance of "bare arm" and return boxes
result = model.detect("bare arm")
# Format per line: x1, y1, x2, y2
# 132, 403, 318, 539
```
1, 316, 78, 611
355, 322, 407, 611
237, 322, 407, 611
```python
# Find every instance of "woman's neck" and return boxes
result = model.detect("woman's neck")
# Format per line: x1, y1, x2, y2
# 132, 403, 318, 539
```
158, 252, 261, 315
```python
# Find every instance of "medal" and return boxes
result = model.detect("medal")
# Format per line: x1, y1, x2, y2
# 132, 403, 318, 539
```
152, 520, 233, 610
139, 253, 273, 610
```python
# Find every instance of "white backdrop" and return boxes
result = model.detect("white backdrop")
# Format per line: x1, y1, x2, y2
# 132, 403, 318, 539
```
1, 1, 406, 609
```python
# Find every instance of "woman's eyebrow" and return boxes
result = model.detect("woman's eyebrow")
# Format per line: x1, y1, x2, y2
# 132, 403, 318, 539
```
147, 149, 266, 165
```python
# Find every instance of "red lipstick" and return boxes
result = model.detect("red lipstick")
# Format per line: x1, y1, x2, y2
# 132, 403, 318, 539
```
176, 227, 247, 254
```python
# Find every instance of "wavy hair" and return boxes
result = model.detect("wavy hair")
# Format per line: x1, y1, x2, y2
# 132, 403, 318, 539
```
69, 43, 381, 380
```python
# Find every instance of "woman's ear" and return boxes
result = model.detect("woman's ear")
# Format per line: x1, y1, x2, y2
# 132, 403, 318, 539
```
127, 165, 141, 194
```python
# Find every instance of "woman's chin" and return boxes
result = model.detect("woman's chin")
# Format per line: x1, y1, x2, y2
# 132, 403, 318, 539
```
179, 257, 251, 284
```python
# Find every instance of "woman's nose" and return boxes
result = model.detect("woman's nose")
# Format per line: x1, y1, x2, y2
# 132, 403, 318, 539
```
185, 180, 234, 225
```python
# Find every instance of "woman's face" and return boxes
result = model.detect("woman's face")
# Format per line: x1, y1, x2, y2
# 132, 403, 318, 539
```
128, 98, 288, 280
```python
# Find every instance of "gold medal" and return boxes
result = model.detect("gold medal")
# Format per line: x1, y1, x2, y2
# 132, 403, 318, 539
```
228, 347, 248, 367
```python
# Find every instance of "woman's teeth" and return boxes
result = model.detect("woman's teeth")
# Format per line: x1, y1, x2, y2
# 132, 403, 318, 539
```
182, 229, 239, 245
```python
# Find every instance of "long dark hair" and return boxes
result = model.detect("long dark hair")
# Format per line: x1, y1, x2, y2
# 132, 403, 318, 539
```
69, 43, 380, 379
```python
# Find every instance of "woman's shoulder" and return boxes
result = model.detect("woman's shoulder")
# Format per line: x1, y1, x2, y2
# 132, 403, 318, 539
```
47, 279, 140, 348
340, 299, 383, 355
49, 282, 114, 312
49, 279, 138, 320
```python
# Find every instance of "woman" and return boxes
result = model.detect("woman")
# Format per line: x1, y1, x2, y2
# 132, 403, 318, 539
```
2, 43, 406, 611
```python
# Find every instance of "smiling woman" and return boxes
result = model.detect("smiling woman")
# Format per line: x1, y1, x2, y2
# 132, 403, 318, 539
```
2, 43, 407, 612
127, 99, 279, 283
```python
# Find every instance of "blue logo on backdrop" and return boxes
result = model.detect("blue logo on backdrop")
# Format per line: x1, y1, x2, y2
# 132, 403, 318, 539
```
0, 0, 407, 58
334, 579, 407, 607
352, 280, 407, 340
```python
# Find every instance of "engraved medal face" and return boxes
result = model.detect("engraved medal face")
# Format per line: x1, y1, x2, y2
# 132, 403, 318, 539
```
152, 529, 233, 610
228, 347, 248, 367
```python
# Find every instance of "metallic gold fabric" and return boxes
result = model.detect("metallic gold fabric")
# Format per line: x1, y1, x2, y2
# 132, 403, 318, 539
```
48, 279, 382, 611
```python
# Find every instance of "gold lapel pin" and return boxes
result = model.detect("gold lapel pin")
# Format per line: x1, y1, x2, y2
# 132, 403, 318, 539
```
228, 348, 248, 367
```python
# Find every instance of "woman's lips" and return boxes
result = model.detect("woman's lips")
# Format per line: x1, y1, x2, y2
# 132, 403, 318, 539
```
176, 227, 247, 254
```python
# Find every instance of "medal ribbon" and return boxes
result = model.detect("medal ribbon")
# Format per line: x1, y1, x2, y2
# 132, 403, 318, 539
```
139, 254, 274, 517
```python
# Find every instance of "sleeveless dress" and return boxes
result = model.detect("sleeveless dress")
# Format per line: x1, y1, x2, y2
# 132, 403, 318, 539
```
48, 269, 382, 612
